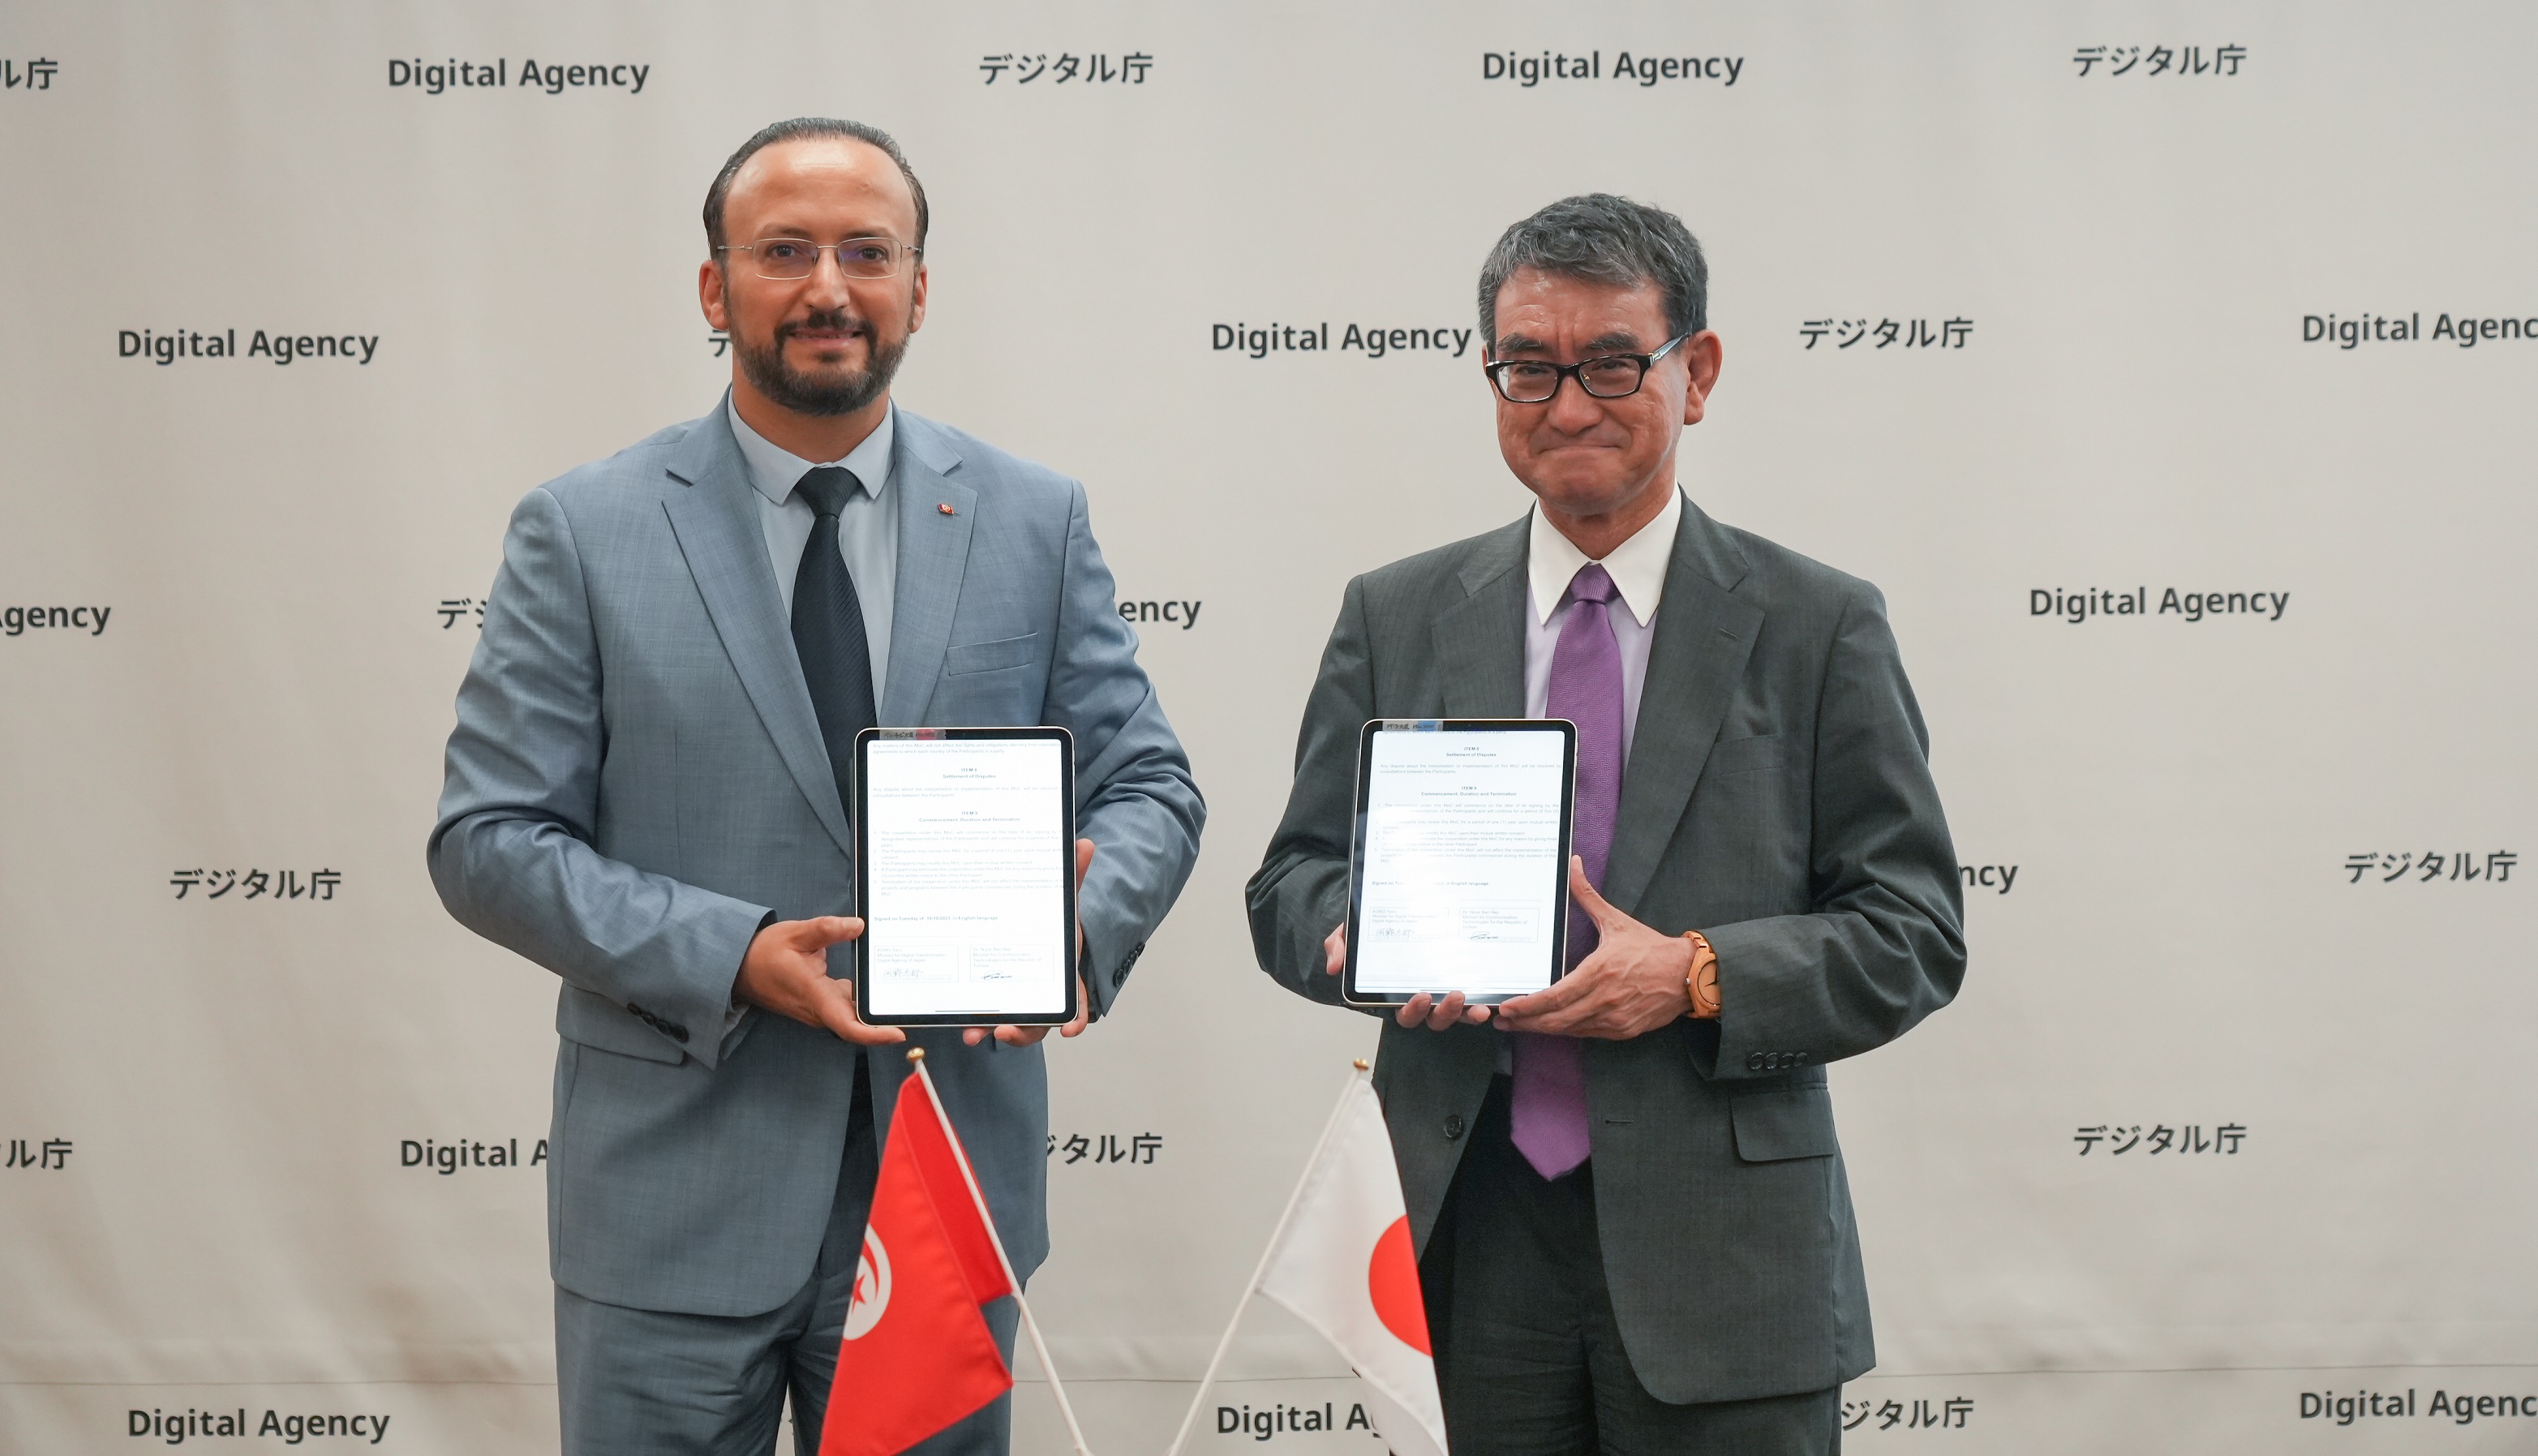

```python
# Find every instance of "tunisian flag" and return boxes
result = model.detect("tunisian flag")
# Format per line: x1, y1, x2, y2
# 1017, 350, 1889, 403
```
1256, 1074, 1451, 1456
819, 1070, 1016, 1456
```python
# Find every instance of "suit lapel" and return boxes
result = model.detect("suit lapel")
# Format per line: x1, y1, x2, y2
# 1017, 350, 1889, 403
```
1600, 501, 1763, 917
878, 419, 977, 726
660, 404, 855, 860
1434, 519, 1529, 718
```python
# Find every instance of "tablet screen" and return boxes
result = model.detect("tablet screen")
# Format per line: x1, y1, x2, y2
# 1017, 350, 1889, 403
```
1350, 722, 1573, 1000
858, 732, 1075, 1023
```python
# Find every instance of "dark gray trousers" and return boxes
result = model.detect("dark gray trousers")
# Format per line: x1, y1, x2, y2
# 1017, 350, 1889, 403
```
1420, 1080, 1840, 1456
555, 1072, 1018, 1456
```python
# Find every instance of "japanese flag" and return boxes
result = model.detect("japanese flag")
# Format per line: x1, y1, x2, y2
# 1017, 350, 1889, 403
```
1256, 1075, 1451, 1456
819, 1071, 1015, 1456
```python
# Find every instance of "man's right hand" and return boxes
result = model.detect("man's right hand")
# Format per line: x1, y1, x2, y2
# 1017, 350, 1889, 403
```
735, 917, 906, 1046
1322, 923, 1490, 1031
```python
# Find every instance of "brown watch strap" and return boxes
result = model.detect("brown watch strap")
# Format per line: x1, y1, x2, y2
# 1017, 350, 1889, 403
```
1684, 930, 1720, 1019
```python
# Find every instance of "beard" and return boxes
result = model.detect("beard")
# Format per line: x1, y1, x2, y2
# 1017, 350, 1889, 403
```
735, 307, 908, 416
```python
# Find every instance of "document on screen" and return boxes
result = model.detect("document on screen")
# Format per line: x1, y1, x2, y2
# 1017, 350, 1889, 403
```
855, 728, 1077, 1025
1345, 719, 1576, 1005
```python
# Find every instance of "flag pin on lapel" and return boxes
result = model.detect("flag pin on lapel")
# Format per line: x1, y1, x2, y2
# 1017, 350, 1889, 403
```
938, 503, 956, 516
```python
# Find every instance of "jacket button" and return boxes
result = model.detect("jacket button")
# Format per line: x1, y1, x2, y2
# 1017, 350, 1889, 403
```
1443, 1114, 1465, 1140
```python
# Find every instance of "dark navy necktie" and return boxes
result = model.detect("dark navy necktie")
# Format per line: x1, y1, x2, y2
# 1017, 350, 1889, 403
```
790, 466, 878, 802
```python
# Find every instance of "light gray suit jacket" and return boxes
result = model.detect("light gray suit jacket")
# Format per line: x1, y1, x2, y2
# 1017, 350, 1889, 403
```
1248, 500, 1963, 1404
430, 398, 1203, 1317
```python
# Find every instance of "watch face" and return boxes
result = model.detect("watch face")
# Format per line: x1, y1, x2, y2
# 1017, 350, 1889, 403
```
1686, 934, 1720, 1016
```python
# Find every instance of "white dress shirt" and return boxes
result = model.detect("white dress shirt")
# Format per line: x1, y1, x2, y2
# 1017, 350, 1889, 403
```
727, 397, 900, 707
1523, 485, 1684, 768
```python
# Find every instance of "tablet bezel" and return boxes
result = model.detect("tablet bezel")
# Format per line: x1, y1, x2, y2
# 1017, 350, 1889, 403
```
852, 725, 1080, 1028
1342, 717, 1578, 1007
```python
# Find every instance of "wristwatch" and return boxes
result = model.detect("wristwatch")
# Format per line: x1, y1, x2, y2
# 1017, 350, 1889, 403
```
1683, 930, 1720, 1019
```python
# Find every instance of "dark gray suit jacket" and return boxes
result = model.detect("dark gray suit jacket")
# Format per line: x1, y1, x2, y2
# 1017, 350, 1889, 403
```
1247, 497, 1963, 1404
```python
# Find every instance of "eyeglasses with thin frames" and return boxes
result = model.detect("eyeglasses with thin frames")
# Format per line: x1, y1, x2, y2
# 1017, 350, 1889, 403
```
717, 236, 922, 281
1484, 332, 1694, 403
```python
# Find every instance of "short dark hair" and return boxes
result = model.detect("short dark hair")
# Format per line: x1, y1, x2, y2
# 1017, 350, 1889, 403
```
1476, 194, 1707, 349
702, 117, 930, 254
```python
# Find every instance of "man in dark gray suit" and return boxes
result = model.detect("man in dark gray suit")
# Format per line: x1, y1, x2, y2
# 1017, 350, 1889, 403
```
431, 118, 1202, 1454
1248, 195, 1964, 1454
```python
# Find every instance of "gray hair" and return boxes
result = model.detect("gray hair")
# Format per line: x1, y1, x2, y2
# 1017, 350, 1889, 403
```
703, 117, 930, 253
1475, 194, 1707, 350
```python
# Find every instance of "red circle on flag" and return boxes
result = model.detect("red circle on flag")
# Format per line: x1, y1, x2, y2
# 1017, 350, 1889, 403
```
1367, 1215, 1431, 1355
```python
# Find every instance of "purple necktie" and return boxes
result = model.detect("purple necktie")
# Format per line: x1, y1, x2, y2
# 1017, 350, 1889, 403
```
1510, 562, 1623, 1179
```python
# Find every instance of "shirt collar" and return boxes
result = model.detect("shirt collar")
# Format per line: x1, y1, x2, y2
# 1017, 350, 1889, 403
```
726, 395, 896, 507
1527, 486, 1683, 628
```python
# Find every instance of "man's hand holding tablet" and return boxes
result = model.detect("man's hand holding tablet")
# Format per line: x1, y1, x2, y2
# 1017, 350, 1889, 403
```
1329, 717, 1719, 1036
1492, 857, 1712, 1038
1323, 922, 1492, 1030
737, 834, 1096, 1046
1326, 857, 1710, 1036
736, 913, 908, 1045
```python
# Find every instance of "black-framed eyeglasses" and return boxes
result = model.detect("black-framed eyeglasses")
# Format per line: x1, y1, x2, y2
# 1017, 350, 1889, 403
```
1483, 333, 1693, 403
717, 235, 921, 281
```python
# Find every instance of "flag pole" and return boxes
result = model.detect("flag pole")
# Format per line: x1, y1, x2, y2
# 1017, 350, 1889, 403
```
1162, 1060, 1370, 1456
908, 1049, 1095, 1456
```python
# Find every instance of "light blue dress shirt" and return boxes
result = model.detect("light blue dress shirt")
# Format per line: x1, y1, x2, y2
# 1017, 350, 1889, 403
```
726, 397, 900, 707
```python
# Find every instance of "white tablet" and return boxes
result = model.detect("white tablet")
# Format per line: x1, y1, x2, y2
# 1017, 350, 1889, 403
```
852, 727, 1079, 1027
1343, 719, 1578, 1006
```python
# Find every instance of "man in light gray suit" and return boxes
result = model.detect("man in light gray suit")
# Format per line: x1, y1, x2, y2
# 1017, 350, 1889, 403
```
431, 118, 1202, 1455
1248, 195, 1963, 1454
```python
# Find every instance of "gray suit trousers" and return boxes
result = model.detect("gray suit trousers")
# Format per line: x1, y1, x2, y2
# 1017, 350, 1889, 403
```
554, 1065, 1017, 1456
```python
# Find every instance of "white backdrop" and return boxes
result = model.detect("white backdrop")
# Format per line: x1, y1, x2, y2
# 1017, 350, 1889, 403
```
3, 2, 2534, 1451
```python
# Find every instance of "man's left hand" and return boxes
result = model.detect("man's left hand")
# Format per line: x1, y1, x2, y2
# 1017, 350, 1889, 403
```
1494, 857, 1696, 1041
965, 838, 1098, 1047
